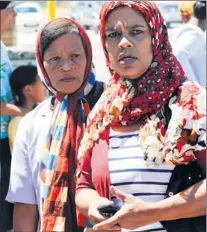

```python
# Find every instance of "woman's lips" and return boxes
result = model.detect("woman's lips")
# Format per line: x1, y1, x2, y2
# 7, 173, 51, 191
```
60, 77, 76, 83
118, 55, 138, 65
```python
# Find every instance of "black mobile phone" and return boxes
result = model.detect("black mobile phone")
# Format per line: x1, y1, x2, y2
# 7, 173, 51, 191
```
97, 204, 121, 218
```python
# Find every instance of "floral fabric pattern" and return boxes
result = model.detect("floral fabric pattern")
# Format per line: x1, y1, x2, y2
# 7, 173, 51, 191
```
77, 1, 206, 175
77, 1, 186, 172
139, 81, 206, 167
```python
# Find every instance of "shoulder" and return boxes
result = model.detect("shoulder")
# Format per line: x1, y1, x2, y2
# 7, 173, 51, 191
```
8, 116, 22, 129
177, 81, 205, 103
8, 116, 22, 142
27, 98, 51, 118
170, 24, 204, 40
170, 25, 205, 52
1, 41, 9, 62
86, 81, 105, 109
18, 98, 52, 133
1, 41, 7, 52
90, 81, 105, 95
168, 81, 206, 120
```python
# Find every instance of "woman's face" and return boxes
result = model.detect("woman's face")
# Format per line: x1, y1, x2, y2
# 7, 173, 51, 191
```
105, 7, 153, 79
43, 33, 87, 94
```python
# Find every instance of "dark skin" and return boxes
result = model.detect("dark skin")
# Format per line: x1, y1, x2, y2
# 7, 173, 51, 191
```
43, 33, 87, 94
105, 7, 153, 80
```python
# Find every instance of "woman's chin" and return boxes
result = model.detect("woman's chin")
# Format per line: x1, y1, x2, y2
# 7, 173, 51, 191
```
57, 83, 82, 95
119, 71, 142, 80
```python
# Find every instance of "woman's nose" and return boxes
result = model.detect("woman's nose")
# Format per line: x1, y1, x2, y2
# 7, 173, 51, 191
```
60, 59, 75, 71
118, 36, 133, 49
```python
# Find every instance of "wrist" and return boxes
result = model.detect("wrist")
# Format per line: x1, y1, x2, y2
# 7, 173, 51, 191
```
151, 199, 175, 222
146, 202, 162, 222
134, 201, 162, 223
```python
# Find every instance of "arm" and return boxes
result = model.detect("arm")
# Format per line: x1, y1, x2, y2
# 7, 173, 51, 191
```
13, 203, 39, 232
93, 181, 206, 230
174, 49, 197, 83
76, 189, 103, 215
0, 101, 23, 116
171, 26, 206, 85
76, 153, 100, 215
155, 179, 206, 220
76, 153, 116, 228
6, 115, 39, 230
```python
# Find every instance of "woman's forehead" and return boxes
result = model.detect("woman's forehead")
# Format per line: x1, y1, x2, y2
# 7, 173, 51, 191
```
44, 33, 84, 55
105, 6, 147, 28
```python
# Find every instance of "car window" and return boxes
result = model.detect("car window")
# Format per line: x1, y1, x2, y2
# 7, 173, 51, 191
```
15, 7, 38, 13
163, 5, 178, 13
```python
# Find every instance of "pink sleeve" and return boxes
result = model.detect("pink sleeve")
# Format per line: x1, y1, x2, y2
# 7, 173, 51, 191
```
76, 152, 95, 194
76, 140, 110, 199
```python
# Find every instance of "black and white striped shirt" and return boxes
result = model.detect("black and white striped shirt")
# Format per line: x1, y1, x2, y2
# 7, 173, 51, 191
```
109, 129, 175, 232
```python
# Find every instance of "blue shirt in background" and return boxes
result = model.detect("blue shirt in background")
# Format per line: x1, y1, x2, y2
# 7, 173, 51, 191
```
0, 41, 13, 139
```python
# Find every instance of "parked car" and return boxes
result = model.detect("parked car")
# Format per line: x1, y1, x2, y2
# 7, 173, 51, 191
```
14, 2, 44, 32
69, 1, 102, 31
156, 1, 182, 28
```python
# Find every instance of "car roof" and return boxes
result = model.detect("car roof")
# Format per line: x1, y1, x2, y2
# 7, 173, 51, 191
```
15, 2, 40, 8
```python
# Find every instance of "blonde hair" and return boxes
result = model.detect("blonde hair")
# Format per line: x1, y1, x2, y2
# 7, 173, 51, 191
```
179, 1, 196, 17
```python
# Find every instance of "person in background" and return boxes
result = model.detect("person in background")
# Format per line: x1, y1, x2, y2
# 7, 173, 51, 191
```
169, 0, 206, 85
8, 65, 46, 151
179, 1, 196, 24
191, 0, 206, 33
76, 1, 206, 231
0, 1, 24, 232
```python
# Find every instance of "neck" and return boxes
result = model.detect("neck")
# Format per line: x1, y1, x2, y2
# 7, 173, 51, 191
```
21, 98, 36, 111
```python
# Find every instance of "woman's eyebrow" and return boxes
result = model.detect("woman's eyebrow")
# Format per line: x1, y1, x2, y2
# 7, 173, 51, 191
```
46, 48, 82, 57
105, 24, 145, 32
129, 24, 145, 29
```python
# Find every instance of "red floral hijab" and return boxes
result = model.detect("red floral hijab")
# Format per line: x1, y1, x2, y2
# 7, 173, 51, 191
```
77, 1, 185, 168
78, 1, 205, 173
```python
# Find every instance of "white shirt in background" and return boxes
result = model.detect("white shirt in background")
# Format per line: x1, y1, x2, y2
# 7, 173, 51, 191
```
169, 24, 206, 86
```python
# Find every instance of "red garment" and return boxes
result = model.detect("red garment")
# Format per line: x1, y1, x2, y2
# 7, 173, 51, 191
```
76, 140, 110, 198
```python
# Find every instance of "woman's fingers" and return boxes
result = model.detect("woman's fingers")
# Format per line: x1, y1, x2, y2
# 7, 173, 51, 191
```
93, 214, 120, 231
89, 212, 106, 225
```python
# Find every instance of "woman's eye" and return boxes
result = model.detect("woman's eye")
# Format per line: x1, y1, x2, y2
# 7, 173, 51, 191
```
132, 29, 143, 35
71, 54, 80, 59
50, 57, 59, 62
107, 32, 120, 38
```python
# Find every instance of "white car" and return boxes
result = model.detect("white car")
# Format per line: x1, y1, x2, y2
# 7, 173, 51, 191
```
70, 1, 102, 31
155, 1, 182, 28
15, 2, 44, 32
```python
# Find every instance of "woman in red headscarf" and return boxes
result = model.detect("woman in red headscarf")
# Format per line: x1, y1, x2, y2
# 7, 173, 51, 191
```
6, 18, 105, 232
76, 1, 206, 232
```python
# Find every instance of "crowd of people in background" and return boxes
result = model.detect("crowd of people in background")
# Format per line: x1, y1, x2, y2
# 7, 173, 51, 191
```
0, 1, 206, 232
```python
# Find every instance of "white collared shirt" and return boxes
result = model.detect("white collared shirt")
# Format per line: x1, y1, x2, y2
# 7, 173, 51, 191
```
6, 98, 52, 218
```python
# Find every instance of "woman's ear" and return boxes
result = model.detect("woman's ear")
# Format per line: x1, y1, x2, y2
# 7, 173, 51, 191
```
23, 85, 32, 96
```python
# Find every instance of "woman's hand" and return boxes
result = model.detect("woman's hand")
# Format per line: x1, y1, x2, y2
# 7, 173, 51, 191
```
93, 186, 157, 231
88, 196, 121, 231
